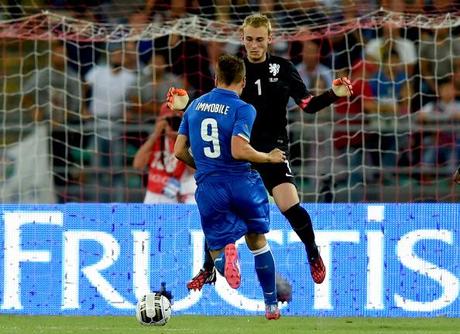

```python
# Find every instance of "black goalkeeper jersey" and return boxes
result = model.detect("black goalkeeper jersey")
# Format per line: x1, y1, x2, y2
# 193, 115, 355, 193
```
241, 54, 310, 153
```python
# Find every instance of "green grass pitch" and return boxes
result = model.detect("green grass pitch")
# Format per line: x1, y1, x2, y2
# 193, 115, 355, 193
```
0, 315, 458, 334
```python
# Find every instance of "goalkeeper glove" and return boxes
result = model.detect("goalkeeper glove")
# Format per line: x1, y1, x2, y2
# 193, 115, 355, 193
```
167, 87, 189, 110
331, 77, 353, 97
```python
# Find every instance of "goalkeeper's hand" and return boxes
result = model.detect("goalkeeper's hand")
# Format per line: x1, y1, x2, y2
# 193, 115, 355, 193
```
167, 87, 189, 111
331, 77, 353, 97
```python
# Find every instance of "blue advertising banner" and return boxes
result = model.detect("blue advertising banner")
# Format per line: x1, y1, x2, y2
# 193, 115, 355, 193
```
0, 204, 458, 317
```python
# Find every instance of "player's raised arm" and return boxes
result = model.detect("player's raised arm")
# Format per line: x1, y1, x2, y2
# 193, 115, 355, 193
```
231, 136, 285, 163
290, 58, 353, 113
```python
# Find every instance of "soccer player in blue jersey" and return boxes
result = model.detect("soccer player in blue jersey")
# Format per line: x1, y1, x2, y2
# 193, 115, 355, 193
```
174, 54, 285, 320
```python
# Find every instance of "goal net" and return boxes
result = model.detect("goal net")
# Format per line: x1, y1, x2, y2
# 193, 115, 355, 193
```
1, 2, 460, 203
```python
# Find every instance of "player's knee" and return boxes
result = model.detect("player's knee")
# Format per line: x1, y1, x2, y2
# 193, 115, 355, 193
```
272, 183, 299, 211
282, 203, 312, 230
245, 233, 267, 251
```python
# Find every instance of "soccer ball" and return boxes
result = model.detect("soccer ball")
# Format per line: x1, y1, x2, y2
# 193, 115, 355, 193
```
136, 293, 172, 326
276, 273, 293, 303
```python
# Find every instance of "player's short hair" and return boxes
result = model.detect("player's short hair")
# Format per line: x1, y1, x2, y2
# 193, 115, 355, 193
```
241, 13, 272, 34
216, 54, 245, 86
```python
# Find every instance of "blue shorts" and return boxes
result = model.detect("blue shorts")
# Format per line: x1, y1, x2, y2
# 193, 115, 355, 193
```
195, 170, 270, 250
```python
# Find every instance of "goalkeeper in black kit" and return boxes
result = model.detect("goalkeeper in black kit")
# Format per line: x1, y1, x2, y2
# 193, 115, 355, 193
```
168, 13, 353, 291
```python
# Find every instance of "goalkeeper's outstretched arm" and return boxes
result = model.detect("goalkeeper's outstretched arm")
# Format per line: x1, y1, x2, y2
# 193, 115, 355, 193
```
299, 77, 354, 114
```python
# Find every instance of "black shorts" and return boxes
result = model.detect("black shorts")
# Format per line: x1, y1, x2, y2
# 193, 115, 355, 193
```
252, 161, 296, 195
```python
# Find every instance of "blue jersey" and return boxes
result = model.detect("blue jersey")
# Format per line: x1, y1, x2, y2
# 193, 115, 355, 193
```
178, 88, 256, 183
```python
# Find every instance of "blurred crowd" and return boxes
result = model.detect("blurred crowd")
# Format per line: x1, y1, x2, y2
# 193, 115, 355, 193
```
5, 0, 460, 23
4, 0, 460, 202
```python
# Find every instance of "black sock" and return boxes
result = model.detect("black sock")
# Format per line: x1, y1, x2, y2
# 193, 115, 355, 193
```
282, 203, 319, 262
203, 241, 214, 271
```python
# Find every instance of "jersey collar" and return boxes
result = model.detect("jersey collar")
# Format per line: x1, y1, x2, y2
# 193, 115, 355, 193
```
245, 53, 271, 65
213, 87, 239, 98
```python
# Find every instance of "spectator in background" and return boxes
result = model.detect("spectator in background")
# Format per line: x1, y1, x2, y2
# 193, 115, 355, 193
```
321, 30, 363, 72
380, 0, 424, 13
288, 39, 333, 196
369, 49, 411, 114
145, 0, 186, 20
425, 0, 460, 13
54, 0, 109, 23
419, 27, 460, 104
65, 6, 104, 78
206, 41, 240, 77
317, 0, 364, 72
275, 0, 329, 29
207, 41, 226, 76
333, 59, 376, 200
296, 40, 333, 92
416, 79, 460, 167
133, 104, 196, 203
170, 37, 214, 98
365, 23, 417, 76
368, 48, 412, 181
127, 12, 155, 65
84, 44, 137, 202
23, 42, 86, 203
123, 41, 144, 73
129, 53, 184, 118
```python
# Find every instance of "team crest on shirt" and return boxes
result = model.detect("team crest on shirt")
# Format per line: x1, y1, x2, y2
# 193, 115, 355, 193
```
269, 63, 280, 76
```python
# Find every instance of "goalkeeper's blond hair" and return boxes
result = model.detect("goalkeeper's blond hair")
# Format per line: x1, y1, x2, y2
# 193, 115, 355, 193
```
241, 13, 272, 34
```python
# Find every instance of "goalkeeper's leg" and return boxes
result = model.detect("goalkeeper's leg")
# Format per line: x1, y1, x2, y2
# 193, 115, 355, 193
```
187, 241, 216, 291
273, 183, 326, 284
